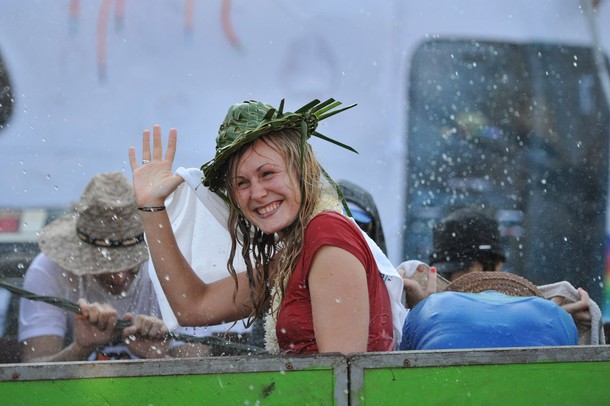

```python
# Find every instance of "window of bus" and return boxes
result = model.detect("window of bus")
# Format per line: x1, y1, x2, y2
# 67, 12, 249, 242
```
0, 51, 13, 130
403, 38, 610, 311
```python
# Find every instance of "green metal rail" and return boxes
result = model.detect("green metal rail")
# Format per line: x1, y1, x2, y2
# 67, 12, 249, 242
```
0, 346, 608, 405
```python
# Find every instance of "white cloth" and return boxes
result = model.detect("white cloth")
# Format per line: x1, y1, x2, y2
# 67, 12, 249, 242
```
538, 281, 605, 345
346, 218, 407, 349
19, 254, 166, 360
148, 167, 250, 334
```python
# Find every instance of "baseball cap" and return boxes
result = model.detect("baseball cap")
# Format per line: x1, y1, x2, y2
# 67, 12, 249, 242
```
429, 208, 506, 274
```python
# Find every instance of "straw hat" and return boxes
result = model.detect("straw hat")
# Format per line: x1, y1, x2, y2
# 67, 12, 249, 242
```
443, 271, 543, 297
37, 172, 148, 275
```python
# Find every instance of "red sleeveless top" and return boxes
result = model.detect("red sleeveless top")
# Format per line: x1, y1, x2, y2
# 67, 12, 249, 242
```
276, 211, 394, 354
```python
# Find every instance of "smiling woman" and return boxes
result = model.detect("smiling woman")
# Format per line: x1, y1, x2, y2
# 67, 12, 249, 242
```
128, 98, 405, 355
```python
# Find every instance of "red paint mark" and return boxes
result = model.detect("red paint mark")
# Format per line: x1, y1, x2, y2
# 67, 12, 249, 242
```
69, 0, 79, 18
115, 0, 126, 30
185, 0, 195, 33
221, 0, 241, 49
97, 0, 112, 81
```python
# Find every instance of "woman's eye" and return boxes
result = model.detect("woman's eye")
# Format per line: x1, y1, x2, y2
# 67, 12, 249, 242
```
235, 180, 249, 189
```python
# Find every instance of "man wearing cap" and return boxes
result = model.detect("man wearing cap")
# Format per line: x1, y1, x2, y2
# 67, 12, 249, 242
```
402, 207, 604, 345
19, 172, 176, 362
429, 208, 507, 281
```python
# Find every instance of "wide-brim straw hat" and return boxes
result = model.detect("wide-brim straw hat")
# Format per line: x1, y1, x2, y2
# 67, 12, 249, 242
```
200, 98, 357, 201
443, 271, 543, 297
37, 172, 149, 276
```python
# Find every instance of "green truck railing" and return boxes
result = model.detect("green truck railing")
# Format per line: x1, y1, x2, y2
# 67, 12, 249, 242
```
349, 346, 610, 405
1, 346, 609, 405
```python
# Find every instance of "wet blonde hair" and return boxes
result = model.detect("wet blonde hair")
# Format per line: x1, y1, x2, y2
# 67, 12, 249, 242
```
223, 129, 322, 324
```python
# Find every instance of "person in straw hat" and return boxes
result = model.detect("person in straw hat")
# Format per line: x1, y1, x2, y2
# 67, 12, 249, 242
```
399, 271, 578, 350
128, 98, 406, 354
19, 172, 179, 362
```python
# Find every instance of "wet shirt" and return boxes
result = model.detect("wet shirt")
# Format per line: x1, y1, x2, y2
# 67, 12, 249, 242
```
399, 291, 578, 350
276, 211, 394, 354
19, 253, 162, 360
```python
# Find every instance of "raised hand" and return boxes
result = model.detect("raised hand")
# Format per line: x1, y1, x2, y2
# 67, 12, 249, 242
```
128, 124, 184, 207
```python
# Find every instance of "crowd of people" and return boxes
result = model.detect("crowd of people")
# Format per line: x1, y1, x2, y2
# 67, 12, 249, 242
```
1, 97, 604, 363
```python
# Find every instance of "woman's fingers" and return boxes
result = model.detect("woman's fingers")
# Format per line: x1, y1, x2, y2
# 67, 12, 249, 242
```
152, 124, 163, 161
129, 125, 176, 170
128, 146, 138, 171
142, 128, 152, 162
165, 128, 178, 162
152, 125, 178, 163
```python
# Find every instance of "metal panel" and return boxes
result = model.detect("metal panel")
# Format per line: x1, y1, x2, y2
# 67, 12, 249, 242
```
0, 354, 348, 405
348, 346, 610, 405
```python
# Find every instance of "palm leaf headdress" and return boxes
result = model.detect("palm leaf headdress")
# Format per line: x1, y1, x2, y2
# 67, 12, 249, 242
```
201, 98, 357, 212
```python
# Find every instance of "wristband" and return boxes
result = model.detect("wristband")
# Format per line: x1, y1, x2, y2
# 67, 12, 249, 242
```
137, 206, 166, 212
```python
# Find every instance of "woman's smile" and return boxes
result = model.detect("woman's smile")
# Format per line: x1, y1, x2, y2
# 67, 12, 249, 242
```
233, 139, 301, 234
256, 200, 281, 217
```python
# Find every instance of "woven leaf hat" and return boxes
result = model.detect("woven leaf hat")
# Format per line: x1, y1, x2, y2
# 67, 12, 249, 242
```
201, 98, 357, 202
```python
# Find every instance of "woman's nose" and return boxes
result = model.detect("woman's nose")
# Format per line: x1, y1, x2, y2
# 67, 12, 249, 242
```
250, 179, 267, 200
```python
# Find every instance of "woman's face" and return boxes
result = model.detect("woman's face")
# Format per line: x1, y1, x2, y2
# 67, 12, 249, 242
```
232, 138, 301, 234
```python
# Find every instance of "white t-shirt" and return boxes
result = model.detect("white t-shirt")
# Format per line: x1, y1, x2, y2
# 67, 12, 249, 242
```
19, 253, 167, 360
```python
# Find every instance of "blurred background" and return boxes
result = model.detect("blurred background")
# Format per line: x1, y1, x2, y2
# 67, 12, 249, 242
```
0, 0, 609, 332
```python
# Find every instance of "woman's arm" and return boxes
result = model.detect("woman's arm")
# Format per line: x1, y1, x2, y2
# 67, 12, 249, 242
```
128, 125, 252, 326
308, 246, 369, 354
